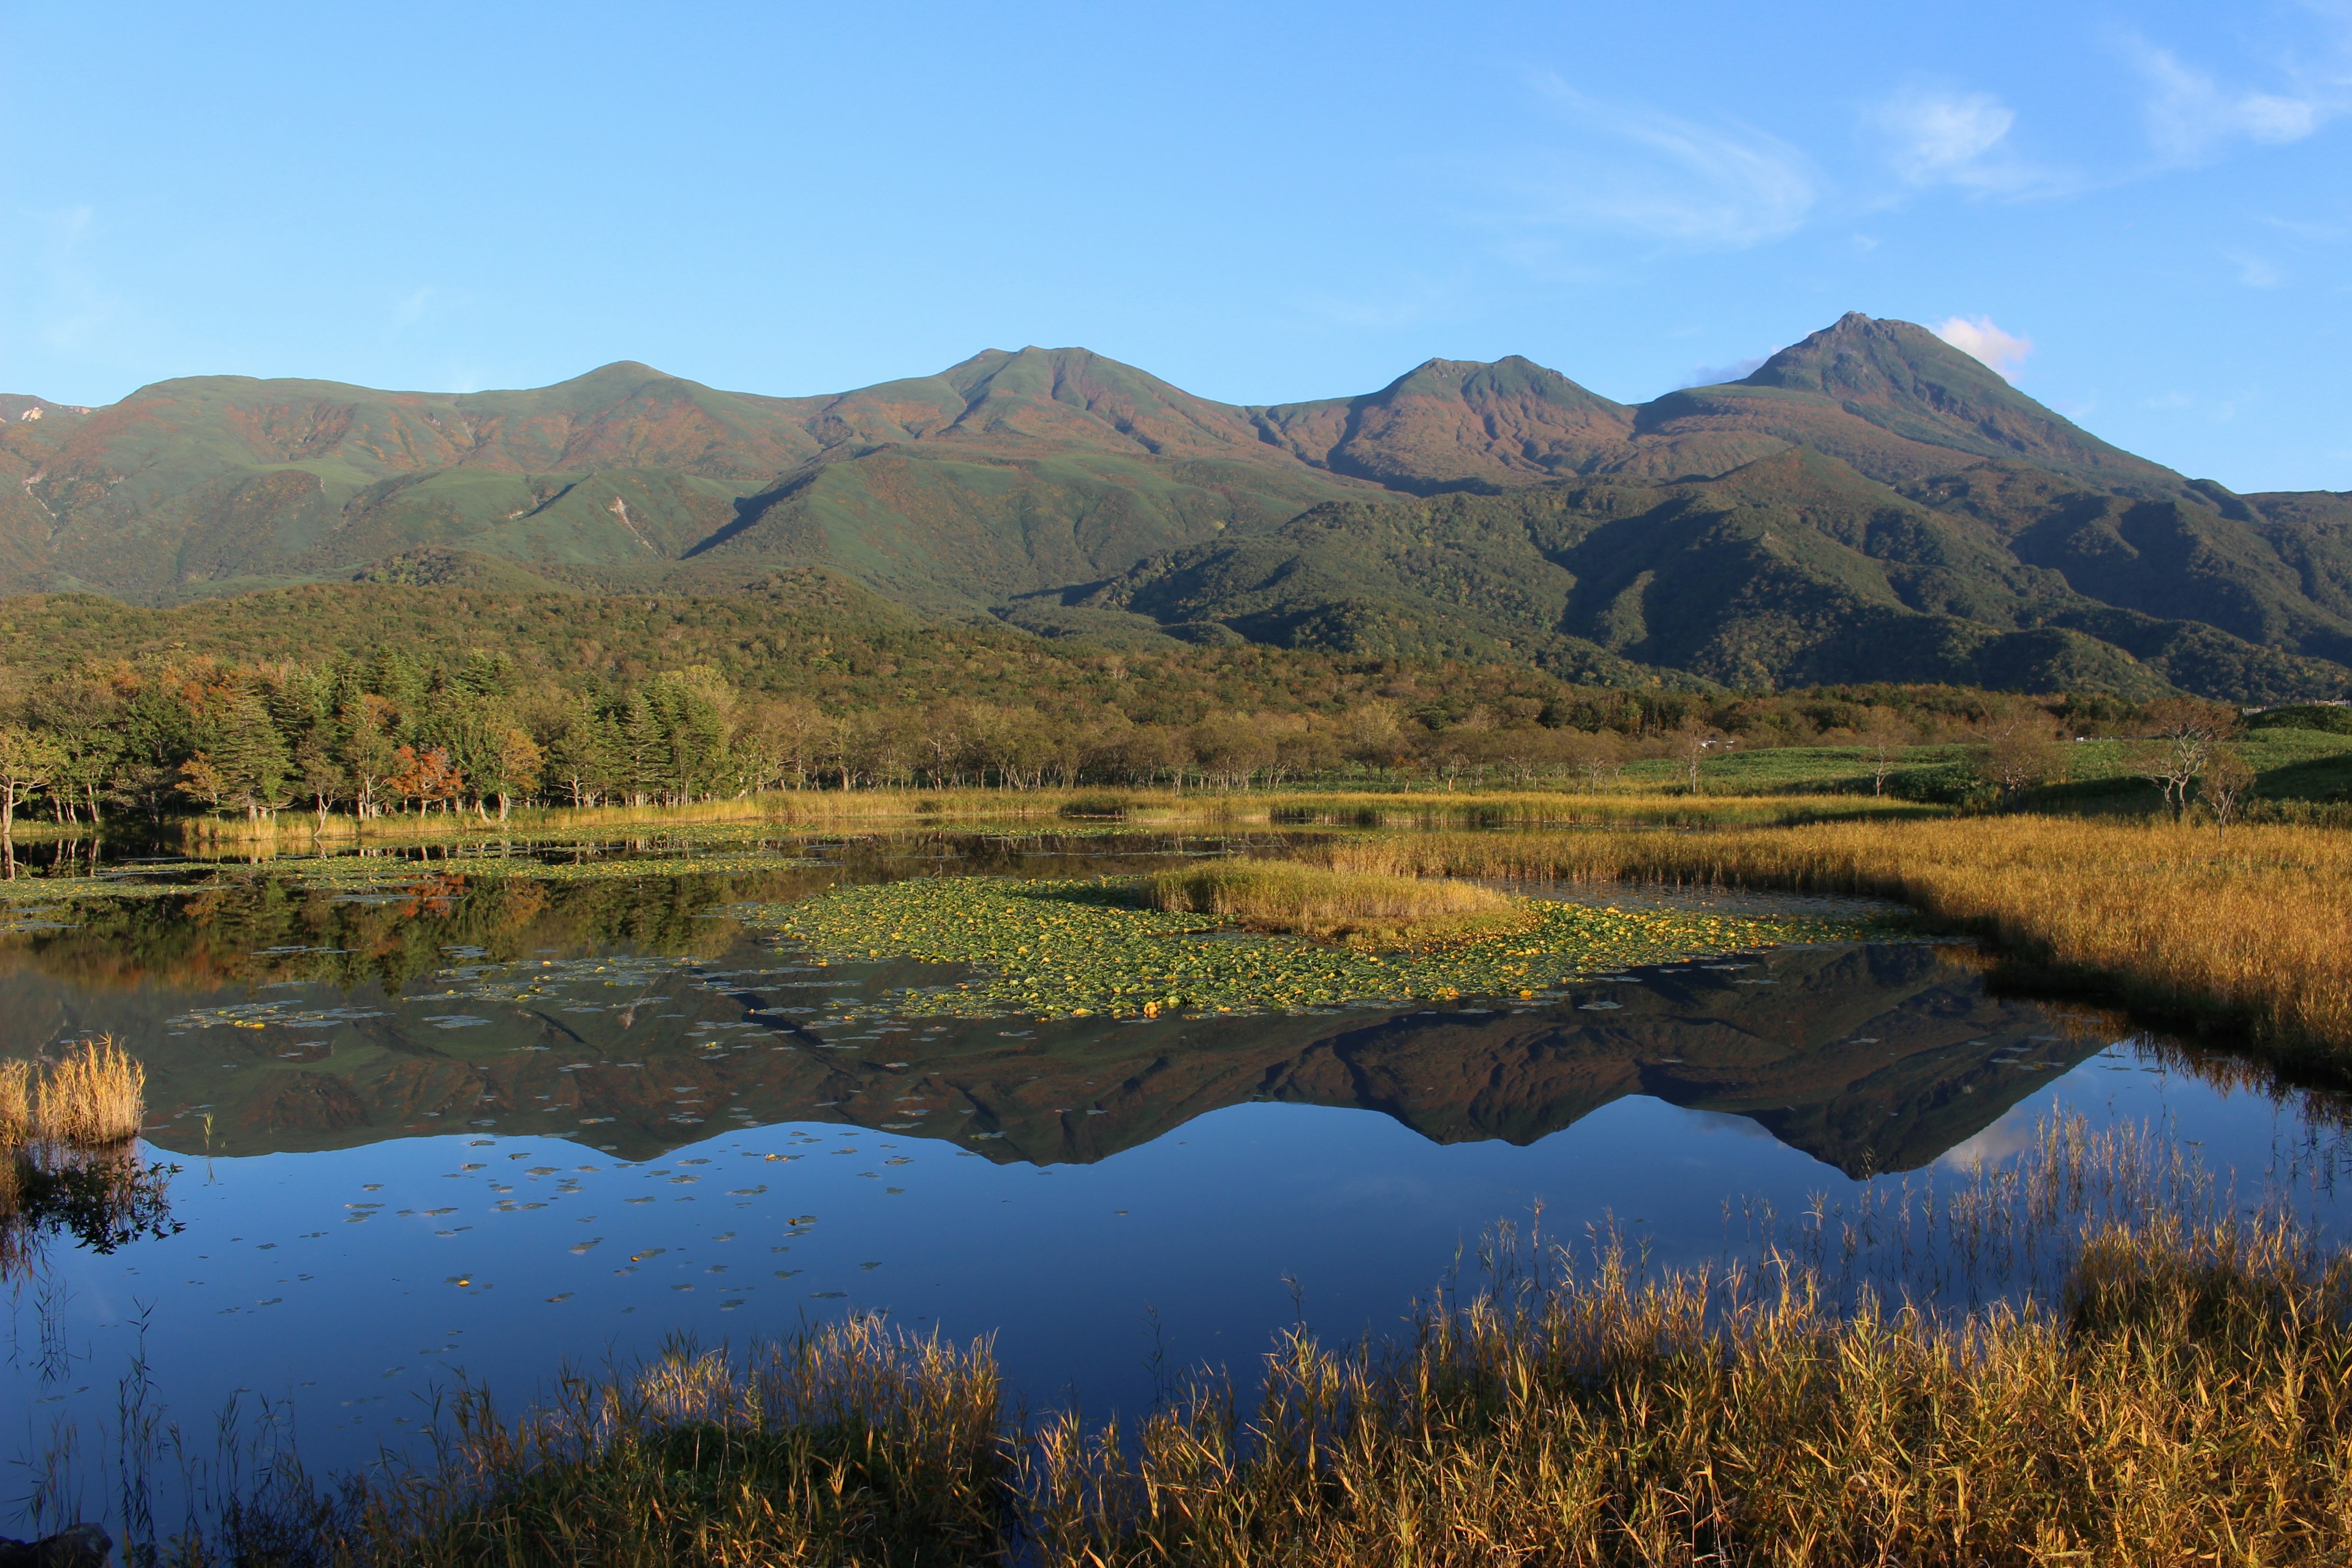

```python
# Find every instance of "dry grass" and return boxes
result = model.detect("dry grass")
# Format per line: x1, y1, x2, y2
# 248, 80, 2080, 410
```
1027, 1217, 2352, 1567
0, 1058, 27, 1147
4, 1036, 146, 1148
173, 786, 1935, 851
1313, 815, 2352, 1058
158, 1315, 1005, 1568
181, 796, 777, 848
1143, 860, 1531, 947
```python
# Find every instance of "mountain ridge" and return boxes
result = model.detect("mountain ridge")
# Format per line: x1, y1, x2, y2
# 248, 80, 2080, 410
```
5, 314, 2348, 701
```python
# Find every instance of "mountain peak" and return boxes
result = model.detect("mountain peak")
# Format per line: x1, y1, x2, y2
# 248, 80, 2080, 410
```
1741, 313, 2004, 401
1379, 353, 1627, 417
1249, 353, 1630, 494
1730, 312, 2171, 483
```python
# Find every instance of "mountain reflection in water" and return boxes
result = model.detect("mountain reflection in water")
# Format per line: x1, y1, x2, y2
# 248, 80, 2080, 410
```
0, 861, 2089, 1175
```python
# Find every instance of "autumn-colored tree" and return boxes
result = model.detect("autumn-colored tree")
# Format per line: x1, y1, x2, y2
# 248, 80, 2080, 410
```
386, 745, 464, 813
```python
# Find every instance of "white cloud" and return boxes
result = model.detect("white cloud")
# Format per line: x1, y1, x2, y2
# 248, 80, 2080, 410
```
1509, 80, 1820, 250
1932, 315, 2034, 381
1676, 354, 1767, 388
1935, 1099, 2051, 1172
2125, 27, 2352, 165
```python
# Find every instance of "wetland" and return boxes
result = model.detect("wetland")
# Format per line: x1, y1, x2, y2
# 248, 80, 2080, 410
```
4, 824, 2350, 1558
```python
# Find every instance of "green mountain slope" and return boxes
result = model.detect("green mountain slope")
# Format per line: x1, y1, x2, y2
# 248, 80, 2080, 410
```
5, 315, 2350, 699
1054, 447, 2349, 701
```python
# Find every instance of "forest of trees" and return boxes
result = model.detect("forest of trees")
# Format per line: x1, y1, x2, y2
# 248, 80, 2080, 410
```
0, 646, 2217, 831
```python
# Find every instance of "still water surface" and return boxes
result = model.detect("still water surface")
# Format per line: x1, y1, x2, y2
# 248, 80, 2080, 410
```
6, 832, 2348, 1496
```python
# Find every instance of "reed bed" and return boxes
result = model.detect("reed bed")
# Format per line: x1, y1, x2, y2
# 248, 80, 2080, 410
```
1028, 1216, 2352, 1567
1316, 815, 2352, 1059
1, 1036, 146, 1149
181, 796, 776, 849
1142, 861, 1528, 946
1262, 787, 1940, 829
0, 1057, 27, 1146
156, 1316, 1005, 1568
173, 785, 1934, 854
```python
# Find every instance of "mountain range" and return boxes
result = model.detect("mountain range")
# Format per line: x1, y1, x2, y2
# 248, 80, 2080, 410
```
6, 312, 2349, 699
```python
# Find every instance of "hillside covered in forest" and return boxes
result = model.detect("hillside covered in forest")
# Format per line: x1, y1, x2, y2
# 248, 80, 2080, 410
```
4, 312, 2348, 701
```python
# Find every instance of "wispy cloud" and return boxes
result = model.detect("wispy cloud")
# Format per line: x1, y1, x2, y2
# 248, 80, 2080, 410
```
2225, 248, 2284, 287
389, 287, 434, 332
1502, 80, 1821, 251
2258, 211, 2346, 243
1875, 89, 2009, 181
2124, 19, 2352, 167
1933, 315, 2034, 381
1867, 86, 2071, 196
1291, 273, 1478, 331
34, 206, 116, 354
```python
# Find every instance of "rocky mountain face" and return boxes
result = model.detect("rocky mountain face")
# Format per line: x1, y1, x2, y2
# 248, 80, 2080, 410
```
4, 314, 2347, 698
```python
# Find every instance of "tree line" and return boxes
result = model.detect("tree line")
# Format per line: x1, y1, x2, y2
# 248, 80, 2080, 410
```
0, 650, 2248, 831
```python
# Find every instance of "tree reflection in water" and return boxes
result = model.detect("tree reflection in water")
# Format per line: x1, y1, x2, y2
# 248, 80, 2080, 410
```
1, 1144, 179, 1280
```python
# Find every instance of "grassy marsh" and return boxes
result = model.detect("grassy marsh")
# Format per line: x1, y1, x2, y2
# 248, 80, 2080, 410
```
1313, 816, 2352, 1059
747, 875, 1891, 1019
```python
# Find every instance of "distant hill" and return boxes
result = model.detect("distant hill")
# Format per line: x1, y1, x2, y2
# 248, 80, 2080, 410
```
4, 312, 2348, 700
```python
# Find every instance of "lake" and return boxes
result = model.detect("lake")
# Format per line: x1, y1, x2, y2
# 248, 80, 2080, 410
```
6, 830, 2348, 1513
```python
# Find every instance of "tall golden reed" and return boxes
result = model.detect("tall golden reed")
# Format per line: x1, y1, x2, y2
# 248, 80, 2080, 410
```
1144, 860, 1525, 945
0, 1058, 28, 1149
1317, 815, 2352, 1055
173, 785, 1929, 853
1025, 1218, 2352, 1566
24, 1036, 146, 1147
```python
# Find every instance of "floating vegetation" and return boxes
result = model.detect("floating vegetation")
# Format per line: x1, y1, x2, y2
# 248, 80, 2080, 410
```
742, 876, 1894, 1019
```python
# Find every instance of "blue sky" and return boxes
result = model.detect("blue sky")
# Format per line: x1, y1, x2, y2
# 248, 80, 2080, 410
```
3, 1, 2348, 490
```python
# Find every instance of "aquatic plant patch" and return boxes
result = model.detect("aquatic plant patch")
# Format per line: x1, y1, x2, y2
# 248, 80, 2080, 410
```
740, 876, 1894, 1019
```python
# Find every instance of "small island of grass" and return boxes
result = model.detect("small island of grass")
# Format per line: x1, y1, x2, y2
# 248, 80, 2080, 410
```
743, 868, 1893, 1020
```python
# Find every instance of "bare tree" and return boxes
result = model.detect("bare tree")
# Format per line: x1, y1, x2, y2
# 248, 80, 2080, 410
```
1969, 701, 2069, 805
2199, 747, 2256, 843
2130, 698, 2240, 823
1669, 719, 1724, 795
1559, 729, 1622, 793
1858, 709, 1909, 797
